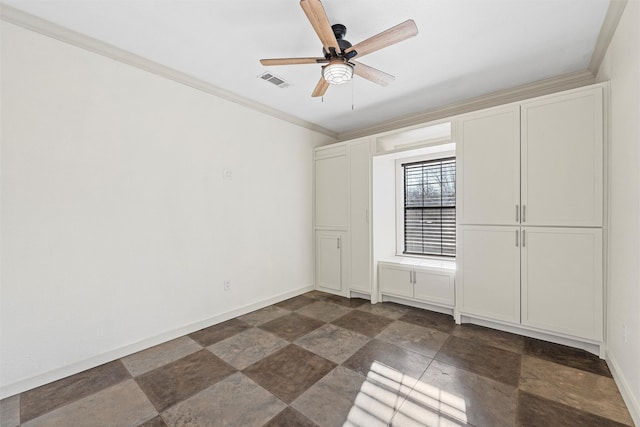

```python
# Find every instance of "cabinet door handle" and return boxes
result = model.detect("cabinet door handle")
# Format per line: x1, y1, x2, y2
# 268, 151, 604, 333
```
412, 270, 415, 284
516, 205, 519, 222
522, 230, 526, 247
516, 230, 519, 247
522, 205, 526, 222
337, 237, 340, 249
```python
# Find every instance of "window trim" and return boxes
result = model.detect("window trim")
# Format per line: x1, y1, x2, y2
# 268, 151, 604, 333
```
395, 150, 456, 259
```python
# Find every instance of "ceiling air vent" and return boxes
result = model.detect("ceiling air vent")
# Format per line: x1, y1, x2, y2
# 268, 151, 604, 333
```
259, 72, 290, 88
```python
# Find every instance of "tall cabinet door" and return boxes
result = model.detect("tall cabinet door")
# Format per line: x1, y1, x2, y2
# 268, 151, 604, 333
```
348, 139, 371, 292
315, 152, 348, 228
316, 231, 347, 292
458, 106, 520, 225
458, 226, 521, 323
521, 87, 603, 227
521, 227, 603, 340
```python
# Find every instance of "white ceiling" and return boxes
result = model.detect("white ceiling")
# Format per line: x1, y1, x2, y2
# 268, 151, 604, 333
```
3, 0, 610, 136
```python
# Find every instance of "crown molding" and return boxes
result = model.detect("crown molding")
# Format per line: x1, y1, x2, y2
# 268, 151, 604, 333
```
337, 70, 596, 141
589, 0, 628, 74
0, 4, 338, 139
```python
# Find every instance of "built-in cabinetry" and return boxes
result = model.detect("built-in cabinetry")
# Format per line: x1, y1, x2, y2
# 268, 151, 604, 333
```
379, 260, 455, 308
456, 85, 604, 345
314, 139, 372, 297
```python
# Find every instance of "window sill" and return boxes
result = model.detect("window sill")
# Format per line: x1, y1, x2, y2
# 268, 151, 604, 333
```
383, 255, 456, 271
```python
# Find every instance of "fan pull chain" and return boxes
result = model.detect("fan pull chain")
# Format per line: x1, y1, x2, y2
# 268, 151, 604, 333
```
351, 78, 354, 110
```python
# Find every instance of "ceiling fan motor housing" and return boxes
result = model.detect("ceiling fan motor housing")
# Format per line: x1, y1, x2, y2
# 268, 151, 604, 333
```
322, 24, 357, 59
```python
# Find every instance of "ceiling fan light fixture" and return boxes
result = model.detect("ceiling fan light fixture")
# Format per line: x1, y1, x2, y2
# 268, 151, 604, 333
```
323, 61, 354, 85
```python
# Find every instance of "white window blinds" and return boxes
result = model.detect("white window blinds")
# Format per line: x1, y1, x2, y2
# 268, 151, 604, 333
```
403, 157, 456, 257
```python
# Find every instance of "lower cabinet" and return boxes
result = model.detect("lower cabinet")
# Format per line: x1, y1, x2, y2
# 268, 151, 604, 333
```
521, 227, 603, 340
378, 262, 455, 307
315, 230, 348, 295
457, 225, 603, 341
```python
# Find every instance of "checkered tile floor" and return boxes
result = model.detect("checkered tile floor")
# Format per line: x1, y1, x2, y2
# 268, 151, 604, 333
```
0, 291, 633, 426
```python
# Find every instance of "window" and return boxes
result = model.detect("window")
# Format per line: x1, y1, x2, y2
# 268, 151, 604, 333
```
402, 157, 456, 257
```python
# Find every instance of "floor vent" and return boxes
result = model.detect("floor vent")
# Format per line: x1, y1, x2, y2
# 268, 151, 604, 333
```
259, 72, 290, 88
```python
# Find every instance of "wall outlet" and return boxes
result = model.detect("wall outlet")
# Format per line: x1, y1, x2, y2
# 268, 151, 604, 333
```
223, 169, 232, 180
223, 280, 231, 291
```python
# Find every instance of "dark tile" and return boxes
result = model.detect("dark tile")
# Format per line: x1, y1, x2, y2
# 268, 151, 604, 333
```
517, 391, 631, 427
331, 310, 394, 337
399, 308, 456, 333
519, 356, 633, 425
322, 294, 367, 308
453, 323, 525, 354
188, 318, 251, 346
377, 321, 449, 358
342, 339, 432, 381
524, 337, 612, 377
259, 313, 324, 341
263, 407, 318, 427
20, 360, 131, 423
274, 295, 316, 311
137, 415, 168, 427
242, 344, 336, 404
135, 349, 236, 412
435, 336, 521, 386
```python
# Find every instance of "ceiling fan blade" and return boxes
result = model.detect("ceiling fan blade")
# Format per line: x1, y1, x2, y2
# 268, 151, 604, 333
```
311, 77, 330, 97
352, 61, 395, 86
345, 19, 418, 58
300, 0, 340, 54
260, 57, 329, 66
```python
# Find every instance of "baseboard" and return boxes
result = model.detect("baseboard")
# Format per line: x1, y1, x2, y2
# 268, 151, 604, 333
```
0, 284, 313, 399
606, 350, 640, 427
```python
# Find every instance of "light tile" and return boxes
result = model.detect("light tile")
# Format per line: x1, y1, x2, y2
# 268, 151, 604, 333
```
294, 324, 370, 364
520, 356, 634, 426
0, 394, 20, 427
296, 300, 353, 322
161, 372, 285, 427
122, 336, 202, 376
237, 305, 290, 326
356, 302, 410, 319
293, 366, 368, 427
22, 380, 156, 427
208, 327, 289, 370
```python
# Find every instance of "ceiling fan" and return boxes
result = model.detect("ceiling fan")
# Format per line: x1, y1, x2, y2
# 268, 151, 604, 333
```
260, 0, 418, 97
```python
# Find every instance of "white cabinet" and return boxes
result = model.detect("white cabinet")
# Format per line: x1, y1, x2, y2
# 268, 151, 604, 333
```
521, 90, 603, 227
314, 139, 372, 298
456, 84, 604, 344
458, 106, 520, 226
348, 140, 371, 293
521, 227, 603, 340
457, 87, 603, 228
315, 231, 347, 292
315, 146, 348, 228
379, 262, 455, 308
457, 226, 521, 323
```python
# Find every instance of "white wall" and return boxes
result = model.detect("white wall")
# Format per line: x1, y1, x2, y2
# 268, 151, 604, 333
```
596, 1, 640, 423
0, 21, 334, 397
